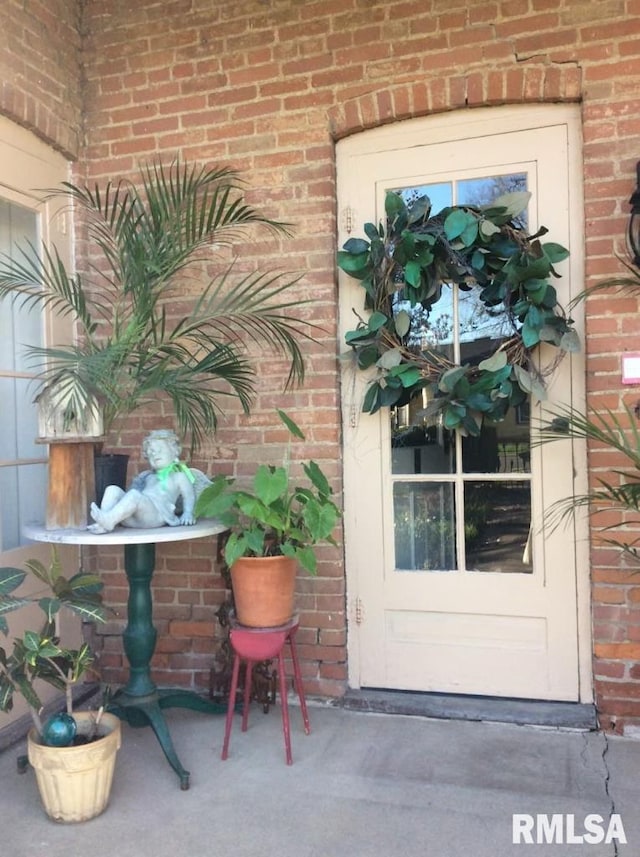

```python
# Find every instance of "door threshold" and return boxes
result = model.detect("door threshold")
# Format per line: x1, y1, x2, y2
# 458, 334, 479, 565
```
337, 688, 597, 730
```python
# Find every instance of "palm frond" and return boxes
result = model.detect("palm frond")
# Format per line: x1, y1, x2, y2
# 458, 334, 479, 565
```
536, 402, 640, 566
535, 401, 640, 470
0, 240, 105, 333
0, 158, 311, 446
568, 256, 640, 309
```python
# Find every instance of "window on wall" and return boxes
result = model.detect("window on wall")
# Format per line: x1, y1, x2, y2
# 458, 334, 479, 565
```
0, 116, 70, 553
0, 199, 48, 549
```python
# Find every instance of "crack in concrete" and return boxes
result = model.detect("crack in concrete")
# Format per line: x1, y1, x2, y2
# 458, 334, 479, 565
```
601, 731, 620, 857
585, 730, 620, 857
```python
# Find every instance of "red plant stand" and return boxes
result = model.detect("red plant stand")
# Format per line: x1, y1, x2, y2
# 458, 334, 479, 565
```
221, 615, 311, 765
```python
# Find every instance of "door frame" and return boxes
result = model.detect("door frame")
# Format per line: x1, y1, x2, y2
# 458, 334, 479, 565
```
0, 115, 80, 732
337, 104, 592, 703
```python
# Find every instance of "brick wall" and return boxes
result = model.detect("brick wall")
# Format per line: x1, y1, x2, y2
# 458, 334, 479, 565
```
77, 0, 640, 730
0, 0, 83, 157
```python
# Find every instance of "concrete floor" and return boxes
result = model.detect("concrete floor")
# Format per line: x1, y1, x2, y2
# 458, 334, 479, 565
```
1, 700, 639, 856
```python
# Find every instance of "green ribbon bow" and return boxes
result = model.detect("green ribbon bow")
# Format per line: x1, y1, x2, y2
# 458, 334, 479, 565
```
155, 461, 196, 488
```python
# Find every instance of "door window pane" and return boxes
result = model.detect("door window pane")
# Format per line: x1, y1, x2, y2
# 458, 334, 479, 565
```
392, 415, 454, 475
389, 172, 533, 574
397, 182, 452, 216
394, 482, 456, 571
464, 482, 533, 574
458, 173, 527, 227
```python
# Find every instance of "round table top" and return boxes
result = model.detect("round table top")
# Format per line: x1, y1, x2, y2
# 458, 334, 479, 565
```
24, 518, 227, 546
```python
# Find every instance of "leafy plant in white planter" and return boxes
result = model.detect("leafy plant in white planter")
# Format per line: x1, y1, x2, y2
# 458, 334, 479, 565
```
0, 550, 120, 822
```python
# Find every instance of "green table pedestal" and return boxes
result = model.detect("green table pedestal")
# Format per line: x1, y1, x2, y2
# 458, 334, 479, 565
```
107, 542, 225, 790
23, 520, 227, 790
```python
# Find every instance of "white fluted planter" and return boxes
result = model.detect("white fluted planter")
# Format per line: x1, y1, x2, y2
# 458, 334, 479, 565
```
27, 711, 121, 823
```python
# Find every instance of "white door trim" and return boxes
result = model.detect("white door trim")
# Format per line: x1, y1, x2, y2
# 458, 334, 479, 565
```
337, 104, 592, 702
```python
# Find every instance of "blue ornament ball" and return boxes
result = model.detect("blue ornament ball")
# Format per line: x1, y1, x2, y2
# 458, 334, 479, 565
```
41, 712, 77, 747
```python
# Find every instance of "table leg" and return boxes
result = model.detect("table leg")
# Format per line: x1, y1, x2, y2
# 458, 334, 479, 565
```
108, 542, 225, 790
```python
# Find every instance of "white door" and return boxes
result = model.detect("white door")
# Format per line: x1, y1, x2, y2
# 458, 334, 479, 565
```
338, 106, 589, 701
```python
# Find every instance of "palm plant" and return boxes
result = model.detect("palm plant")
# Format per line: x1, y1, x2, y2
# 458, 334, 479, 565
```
536, 260, 640, 565
538, 397, 640, 566
0, 159, 310, 450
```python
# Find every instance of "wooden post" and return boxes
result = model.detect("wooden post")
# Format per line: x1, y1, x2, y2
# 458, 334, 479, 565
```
40, 439, 99, 530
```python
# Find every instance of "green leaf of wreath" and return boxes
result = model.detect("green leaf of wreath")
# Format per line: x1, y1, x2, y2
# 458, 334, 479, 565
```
345, 326, 376, 345
459, 218, 479, 247
513, 364, 547, 401
444, 209, 470, 241
343, 237, 370, 254
405, 260, 422, 288
444, 404, 465, 429
377, 348, 402, 370
462, 412, 483, 436
394, 309, 411, 338
385, 191, 406, 228
388, 365, 423, 387
439, 366, 467, 393
560, 329, 581, 352
521, 320, 540, 348
541, 284, 558, 308
357, 345, 379, 369
379, 385, 403, 406
407, 195, 431, 224
479, 219, 501, 239
337, 250, 370, 276
542, 242, 570, 264
368, 311, 388, 332
466, 392, 495, 412
363, 383, 382, 413
484, 191, 531, 219
478, 350, 508, 372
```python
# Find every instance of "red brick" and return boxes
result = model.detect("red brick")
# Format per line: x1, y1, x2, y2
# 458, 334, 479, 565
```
9, 0, 637, 727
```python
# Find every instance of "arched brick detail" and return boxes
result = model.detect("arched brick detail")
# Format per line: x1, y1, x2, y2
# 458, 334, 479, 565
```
328, 64, 582, 141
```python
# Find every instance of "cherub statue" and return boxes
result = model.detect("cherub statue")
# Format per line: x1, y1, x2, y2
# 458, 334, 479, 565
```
88, 429, 210, 534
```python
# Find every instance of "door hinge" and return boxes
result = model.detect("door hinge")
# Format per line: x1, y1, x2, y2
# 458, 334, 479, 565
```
343, 206, 354, 235
354, 596, 364, 625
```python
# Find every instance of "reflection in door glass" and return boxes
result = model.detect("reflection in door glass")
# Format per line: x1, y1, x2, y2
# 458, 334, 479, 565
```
397, 182, 452, 216
458, 173, 528, 228
388, 172, 533, 574
462, 404, 530, 474
394, 482, 456, 570
392, 415, 455, 475
464, 482, 533, 573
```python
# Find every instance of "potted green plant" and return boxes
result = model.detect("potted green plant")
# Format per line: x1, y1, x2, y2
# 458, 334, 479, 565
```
194, 411, 340, 627
0, 550, 120, 822
0, 158, 310, 459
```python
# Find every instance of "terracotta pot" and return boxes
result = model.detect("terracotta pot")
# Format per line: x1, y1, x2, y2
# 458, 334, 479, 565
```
27, 711, 121, 823
230, 555, 297, 628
